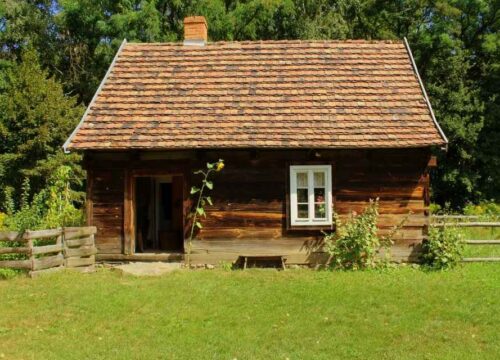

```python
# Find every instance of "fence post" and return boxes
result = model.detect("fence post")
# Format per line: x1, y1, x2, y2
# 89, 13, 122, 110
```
25, 230, 35, 278
58, 228, 65, 270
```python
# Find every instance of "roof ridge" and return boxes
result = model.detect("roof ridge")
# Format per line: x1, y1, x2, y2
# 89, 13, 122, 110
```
125, 39, 404, 46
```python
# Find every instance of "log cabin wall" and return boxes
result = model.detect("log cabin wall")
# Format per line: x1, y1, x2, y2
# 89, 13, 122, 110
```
84, 148, 433, 263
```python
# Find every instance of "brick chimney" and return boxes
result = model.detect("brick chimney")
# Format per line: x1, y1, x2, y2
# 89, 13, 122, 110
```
183, 16, 207, 46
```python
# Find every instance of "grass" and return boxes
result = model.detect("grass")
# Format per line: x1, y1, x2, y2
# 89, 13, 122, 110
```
461, 226, 500, 258
0, 265, 499, 359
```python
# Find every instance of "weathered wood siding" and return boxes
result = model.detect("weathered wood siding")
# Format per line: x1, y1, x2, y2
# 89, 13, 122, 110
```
87, 167, 124, 254
194, 149, 430, 262
85, 148, 432, 263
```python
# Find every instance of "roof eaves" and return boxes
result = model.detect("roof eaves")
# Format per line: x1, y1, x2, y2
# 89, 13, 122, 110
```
403, 37, 448, 148
63, 38, 128, 153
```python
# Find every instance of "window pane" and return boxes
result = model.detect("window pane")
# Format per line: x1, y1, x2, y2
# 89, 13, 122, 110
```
314, 204, 326, 219
297, 204, 309, 219
314, 188, 325, 203
297, 188, 308, 203
314, 172, 325, 187
296, 172, 308, 187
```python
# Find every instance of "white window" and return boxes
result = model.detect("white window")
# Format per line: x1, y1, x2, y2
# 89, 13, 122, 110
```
290, 165, 332, 226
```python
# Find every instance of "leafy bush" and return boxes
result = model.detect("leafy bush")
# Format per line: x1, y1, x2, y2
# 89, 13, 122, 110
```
324, 199, 405, 270
1, 166, 84, 231
324, 200, 380, 270
421, 226, 464, 269
463, 201, 500, 218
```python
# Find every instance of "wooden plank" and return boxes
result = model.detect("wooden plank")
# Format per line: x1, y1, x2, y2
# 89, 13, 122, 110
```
462, 257, 500, 262
335, 200, 426, 215
25, 229, 62, 239
0, 231, 23, 242
198, 228, 283, 240
336, 186, 424, 200
434, 222, 500, 227
29, 266, 64, 278
189, 239, 324, 255
64, 227, 97, 240
123, 169, 134, 255
0, 247, 30, 255
188, 251, 330, 265
66, 256, 95, 268
65, 246, 97, 258
95, 242, 122, 254
464, 240, 500, 245
27, 238, 34, 271
33, 254, 64, 270
96, 253, 183, 262
432, 215, 481, 219
32, 244, 64, 255
0, 259, 31, 269
65, 236, 94, 248
86, 168, 94, 226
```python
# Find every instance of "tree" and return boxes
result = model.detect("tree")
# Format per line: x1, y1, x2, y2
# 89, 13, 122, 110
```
0, 0, 498, 209
0, 48, 83, 211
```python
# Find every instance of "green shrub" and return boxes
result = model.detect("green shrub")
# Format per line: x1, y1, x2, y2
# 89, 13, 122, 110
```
463, 201, 500, 218
0, 268, 19, 280
324, 200, 380, 270
1, 166, 84, 231
324, 199, 405, 270
421, 226, 464, 269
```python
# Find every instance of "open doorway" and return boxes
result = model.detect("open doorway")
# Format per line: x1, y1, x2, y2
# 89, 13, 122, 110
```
135, 176, 184, 253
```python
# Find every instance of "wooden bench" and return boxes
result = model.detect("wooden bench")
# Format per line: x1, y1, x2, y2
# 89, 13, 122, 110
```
239, 255, 287, 270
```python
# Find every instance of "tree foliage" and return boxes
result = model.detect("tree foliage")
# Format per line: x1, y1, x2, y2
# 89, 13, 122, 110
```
0, 48, 83, 211
0, 0, 499, 210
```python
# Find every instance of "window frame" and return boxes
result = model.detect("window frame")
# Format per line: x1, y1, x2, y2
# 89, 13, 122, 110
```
289, 165, 333, 227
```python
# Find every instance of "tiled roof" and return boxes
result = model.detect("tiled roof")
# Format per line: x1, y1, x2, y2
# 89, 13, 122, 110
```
65, 40, 447, 150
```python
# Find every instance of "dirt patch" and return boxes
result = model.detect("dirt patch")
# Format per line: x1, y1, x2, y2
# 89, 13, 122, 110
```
113, 262, 182, 276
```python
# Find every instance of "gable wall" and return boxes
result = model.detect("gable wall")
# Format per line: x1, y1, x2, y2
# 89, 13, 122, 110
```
85, 148, 432, 263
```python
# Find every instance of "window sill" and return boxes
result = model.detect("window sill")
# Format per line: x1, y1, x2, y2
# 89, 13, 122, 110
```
287, 224, 335, 232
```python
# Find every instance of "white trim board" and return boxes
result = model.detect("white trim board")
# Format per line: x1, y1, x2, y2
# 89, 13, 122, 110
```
63, 39, 128, 153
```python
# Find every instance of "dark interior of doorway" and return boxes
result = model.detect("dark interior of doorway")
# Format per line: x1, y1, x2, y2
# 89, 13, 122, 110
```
135, 176, 184, 253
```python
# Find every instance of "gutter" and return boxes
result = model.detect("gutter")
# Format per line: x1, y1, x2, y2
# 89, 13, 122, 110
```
63, 39, 128, 153
403, 37, 448, 150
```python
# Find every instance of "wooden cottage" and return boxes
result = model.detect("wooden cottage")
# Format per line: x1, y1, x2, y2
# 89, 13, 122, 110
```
64, 16, 448, 264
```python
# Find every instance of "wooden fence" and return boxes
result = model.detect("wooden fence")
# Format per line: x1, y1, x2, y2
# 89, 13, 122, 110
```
0, 226, 97, 277
432, 215, 500, 263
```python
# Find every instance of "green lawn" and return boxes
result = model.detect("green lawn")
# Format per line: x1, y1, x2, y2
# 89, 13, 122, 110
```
461, 226, 500, 258
0, 265, 499, 359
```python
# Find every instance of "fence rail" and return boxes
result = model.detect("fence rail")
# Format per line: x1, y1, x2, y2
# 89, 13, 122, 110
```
0, 226, 97, 277
430, 216, 500, 263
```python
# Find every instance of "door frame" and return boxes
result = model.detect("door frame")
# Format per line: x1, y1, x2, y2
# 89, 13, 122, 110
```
124, 169, 186, 255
